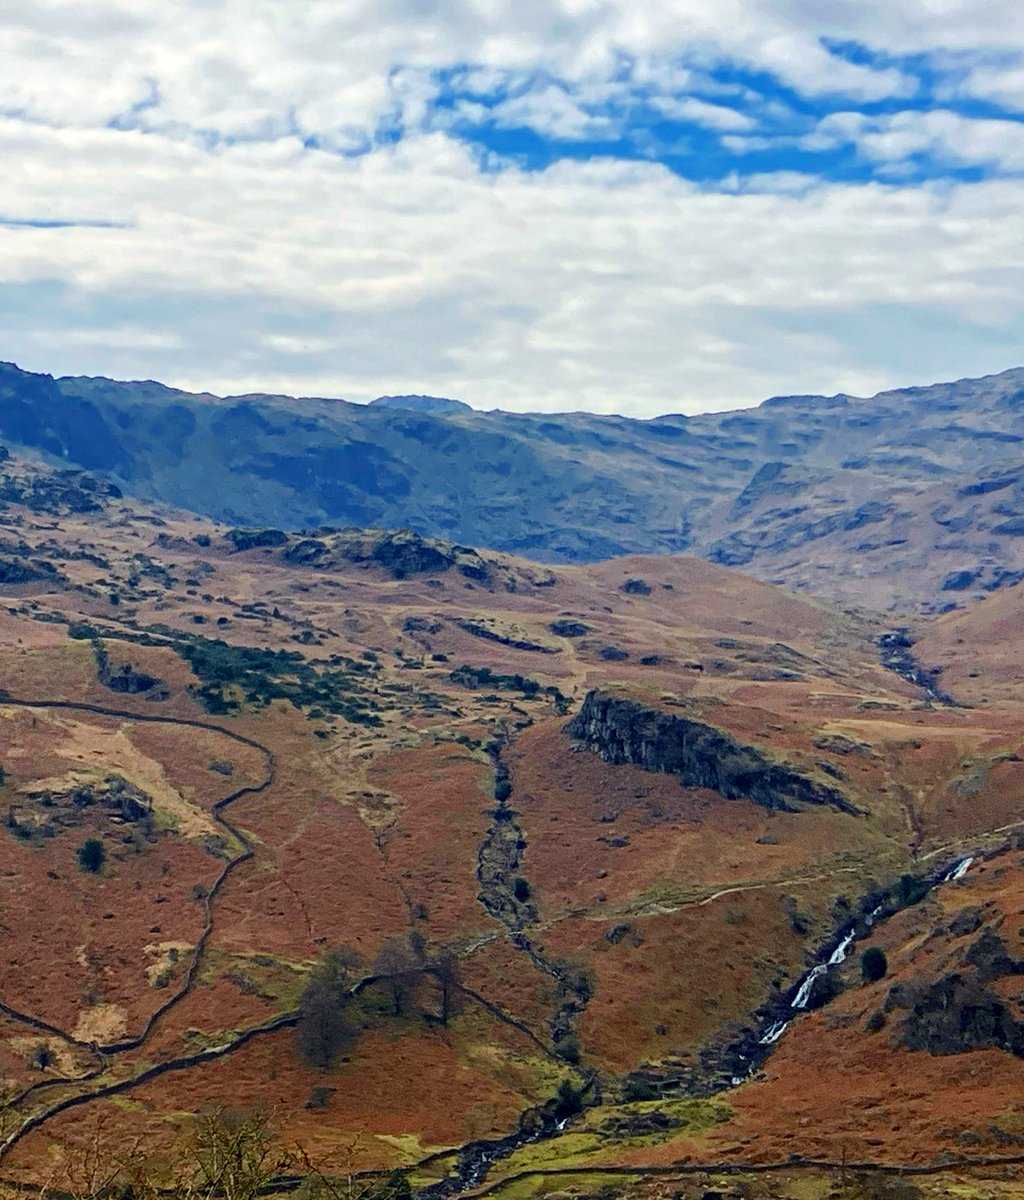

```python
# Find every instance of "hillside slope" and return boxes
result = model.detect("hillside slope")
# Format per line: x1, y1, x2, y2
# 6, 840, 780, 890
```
1, 450, 1023, 1194
3, 361, 1024, 610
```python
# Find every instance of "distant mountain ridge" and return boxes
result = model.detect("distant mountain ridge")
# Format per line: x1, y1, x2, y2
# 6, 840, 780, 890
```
2, 359, 1024, 612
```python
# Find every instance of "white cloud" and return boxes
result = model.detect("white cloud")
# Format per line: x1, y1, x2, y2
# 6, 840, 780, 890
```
487, 84, 613, 139
4, 1, 1024, 416
3, 113, 1024, 415
953, 58, 1024, 110
805, 109, 1024, 173
263, 335, 338, 356
0, 0, 925, 146
63, 328, 184, 350
650, 96, 754, 132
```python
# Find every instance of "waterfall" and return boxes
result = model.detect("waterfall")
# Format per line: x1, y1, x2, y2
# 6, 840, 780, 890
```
791, 963, 827, 1010
759, 1020, 790, 1045
828, 931, 855, 966
944, 856, 973, 882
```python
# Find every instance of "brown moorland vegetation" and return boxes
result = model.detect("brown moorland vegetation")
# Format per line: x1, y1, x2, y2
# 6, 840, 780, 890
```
1, 451, 1024, 1197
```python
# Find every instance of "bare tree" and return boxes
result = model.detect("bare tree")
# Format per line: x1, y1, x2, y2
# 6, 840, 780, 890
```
372, 936, 422, 1018
429, 949, 465, 1026
187, 1110, 293, 1200
297, 1136, 412, 1200
296, 947, 362, 1071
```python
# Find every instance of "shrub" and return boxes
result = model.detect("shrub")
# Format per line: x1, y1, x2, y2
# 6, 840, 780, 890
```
621, 1077, 659, 1102
31, 1044, 55, 1070
556, 1033, 581, 1065
77, 838, 106, 874
373, 1171, 413, 1200
896, 873, 928, 907
494, 779, 512, 803
864, 1008, 887, 1033
549, 620, 590, 638
861, 946, 888, 983
303, 1085, 335, 1111
554, 1076, 584, 1115
621, 578, 652, 595
512, 877, 531, 902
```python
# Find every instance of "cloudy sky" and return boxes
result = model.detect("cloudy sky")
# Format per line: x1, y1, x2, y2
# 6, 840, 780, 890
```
4, 1, 1024, 415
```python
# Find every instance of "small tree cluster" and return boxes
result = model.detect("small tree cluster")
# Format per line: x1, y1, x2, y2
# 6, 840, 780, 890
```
49, 1109, 412, 1200
297, 937, 467, 1072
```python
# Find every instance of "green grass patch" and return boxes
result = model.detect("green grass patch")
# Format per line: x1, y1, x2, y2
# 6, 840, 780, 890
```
488, 1095, 732, 1185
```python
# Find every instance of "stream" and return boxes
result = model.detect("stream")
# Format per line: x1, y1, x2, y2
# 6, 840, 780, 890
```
728, 854, 977, 1083
878, 629, 957, 705
417, 852, 979, 1197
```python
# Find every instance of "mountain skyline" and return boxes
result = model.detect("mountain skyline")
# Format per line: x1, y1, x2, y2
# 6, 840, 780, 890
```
5, 356, 1024, 612
12, 356, 1024, 420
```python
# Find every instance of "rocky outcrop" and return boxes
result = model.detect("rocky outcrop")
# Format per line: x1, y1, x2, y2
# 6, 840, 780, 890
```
457, 619, 557, 654
10, 774, 153, 839
891, 931, 1024, 1057
92, 639, 168, 700
226, 527, 288, 552
338, 530, 491, 582
549, 620, 590, 637
0, 559, 57, 585
0, 461, 121, 516
282, 537, 329, 565
370, 530, 458, 577
566, 691, 859, 814
891, 973, 1024, 1057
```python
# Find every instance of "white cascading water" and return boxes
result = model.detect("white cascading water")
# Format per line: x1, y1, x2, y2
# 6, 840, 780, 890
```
944, 856, 973, 882
828, 931, 856, 966
732, 853, 975, 1084
759, 1020, 790, 1045
790, 963, 827, 1010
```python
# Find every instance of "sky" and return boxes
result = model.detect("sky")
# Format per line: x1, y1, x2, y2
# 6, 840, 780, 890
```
4, 2, 1024, 416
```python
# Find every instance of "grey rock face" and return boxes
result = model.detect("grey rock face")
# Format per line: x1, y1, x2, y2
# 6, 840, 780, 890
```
565, 690, 859, 815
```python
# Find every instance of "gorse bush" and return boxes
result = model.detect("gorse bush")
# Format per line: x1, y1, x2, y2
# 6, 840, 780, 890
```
77, 838, 105, 874
179, 638, 382, 723
448, 664, 569, 709
554, 1077, 585, 1117
861, 946, 888, 983
67, 621, 383, 723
